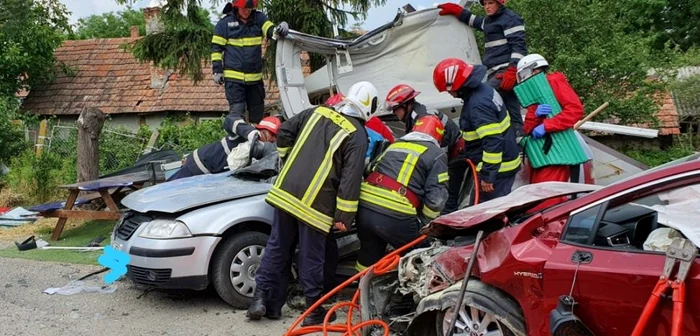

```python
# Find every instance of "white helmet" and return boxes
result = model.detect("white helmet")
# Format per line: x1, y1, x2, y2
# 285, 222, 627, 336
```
337, 81, 379, 121
516, 53, 549, 83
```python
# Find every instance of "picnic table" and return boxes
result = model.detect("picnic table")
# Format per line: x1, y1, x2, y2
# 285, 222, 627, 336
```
29, 170, 165, 241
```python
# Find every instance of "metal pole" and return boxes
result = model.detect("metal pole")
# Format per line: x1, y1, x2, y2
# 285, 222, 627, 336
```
446, 230, 485, 336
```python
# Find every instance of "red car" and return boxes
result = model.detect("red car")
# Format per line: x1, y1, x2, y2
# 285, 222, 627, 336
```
394, 154, 700, 336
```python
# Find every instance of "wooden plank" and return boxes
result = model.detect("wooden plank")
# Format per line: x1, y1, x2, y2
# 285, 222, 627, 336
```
51, 190, 79, 241
43, 210, 122, 221
99, 189, 120, 212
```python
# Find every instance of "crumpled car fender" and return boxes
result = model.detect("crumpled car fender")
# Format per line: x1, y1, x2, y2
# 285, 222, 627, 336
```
405, 279, 526, 336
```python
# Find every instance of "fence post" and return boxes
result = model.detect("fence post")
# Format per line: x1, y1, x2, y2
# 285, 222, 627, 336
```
36, 119, 48, 158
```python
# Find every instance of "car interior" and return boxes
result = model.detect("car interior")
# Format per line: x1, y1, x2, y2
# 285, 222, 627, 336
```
564, 183, 699, 252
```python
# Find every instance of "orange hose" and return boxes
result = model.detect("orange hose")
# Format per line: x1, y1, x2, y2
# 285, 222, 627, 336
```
285, 159, 479, 336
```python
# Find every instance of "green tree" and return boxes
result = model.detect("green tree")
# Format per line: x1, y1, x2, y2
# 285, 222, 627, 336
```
0, 97, 29, 166
115, 0, 214, 82
0, 0, 72, 97
619, 0, 700, 52
69, 9, 146, 40
507, 0, 666, 125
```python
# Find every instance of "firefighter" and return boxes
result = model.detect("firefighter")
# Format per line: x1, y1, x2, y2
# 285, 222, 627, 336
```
167, 116, 281, 181
517, 53, 585, 209
383, 84, 465, 214
326, 93, 394, 164
355, 115, 449, 271
433, 58, 521, 203
247, 81, 375, 326
211, 0, 289, 130
437, 0, 527, 137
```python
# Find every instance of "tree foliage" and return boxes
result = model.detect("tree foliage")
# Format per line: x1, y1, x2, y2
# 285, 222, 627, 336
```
115, 0, 214, 82
68, 9, 146, 40
0, 97, 29, 166
0, 0, 71, 97
505, 0, 667, 124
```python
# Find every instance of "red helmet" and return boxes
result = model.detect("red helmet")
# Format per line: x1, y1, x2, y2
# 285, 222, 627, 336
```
255, 116, 281, 135
384, 84, 420, 111
233, 0, 257, 9
480, 0, 506, 5
324, 93, 345, 107
433, 58, 475, 93
412, 115, 445, 144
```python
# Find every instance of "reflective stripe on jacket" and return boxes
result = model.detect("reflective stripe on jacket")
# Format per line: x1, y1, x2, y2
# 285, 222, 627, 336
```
190, 136, 246, 174
403, 102, 461, 148
458, 7, 527, 74
211, 11, 275, 83
458, 65, 522, 184
360, 132, 449, 221
266, 107, 368, 234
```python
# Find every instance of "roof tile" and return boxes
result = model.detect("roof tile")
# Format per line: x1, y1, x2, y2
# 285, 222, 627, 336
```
23, 37, 312, 115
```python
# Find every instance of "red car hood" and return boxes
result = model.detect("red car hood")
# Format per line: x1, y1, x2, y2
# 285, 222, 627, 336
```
423, 182, 601, 238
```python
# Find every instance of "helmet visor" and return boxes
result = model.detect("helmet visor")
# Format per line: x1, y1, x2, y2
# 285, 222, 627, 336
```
517, 63, 538, 83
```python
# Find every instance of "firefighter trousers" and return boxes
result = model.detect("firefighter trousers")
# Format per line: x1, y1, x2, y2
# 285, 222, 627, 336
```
526, 165, 571, 213
166, 155, 203, 181
355, 206, 422, 270
255, 208, 331, 311
487, 70, 524, 138
225, 80, 265, 124
443, 158, 472, 215
470, 174, 516, 204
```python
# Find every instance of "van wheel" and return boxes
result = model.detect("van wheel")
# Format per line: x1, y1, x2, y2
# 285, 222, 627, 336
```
211, 232, 268, 309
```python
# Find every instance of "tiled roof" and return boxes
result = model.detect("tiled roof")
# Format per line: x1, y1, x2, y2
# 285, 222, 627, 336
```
658, 91, 681, 135
22, 37, 310, 115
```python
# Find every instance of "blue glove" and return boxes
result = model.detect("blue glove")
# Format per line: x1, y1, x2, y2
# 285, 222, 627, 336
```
532, 124, 546, 139
535, 104, 552, 118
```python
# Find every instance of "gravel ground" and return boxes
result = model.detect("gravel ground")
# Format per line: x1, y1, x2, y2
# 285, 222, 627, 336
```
0, 257, 300, 336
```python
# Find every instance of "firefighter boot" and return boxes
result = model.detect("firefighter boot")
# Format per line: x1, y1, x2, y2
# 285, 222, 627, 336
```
246, 288, 267, 320
301, 296, 336, 327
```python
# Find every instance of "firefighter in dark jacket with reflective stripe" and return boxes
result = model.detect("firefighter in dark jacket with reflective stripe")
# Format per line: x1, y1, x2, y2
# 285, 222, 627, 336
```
438, 0, 527, 137
356, 115, 449, 271
384, 83, 465, 214
211, 0, 289, 127
167, 116, 281, 181
248, 81, 376, 326
434, 58, 521, 203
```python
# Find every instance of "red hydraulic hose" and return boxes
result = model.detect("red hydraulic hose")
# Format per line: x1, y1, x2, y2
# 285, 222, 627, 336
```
285, 159, 479, 336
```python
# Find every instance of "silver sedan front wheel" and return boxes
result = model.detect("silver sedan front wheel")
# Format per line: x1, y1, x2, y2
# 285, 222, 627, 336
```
230, 244, 265, 298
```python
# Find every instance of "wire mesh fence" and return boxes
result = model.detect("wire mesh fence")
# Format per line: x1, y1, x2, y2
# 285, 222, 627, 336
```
44, 122, 149, 176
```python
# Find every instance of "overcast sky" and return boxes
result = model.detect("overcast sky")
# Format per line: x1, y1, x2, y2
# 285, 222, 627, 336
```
59, 0, 440, 31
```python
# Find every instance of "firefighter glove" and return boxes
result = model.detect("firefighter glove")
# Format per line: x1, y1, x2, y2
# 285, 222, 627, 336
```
499, 66, 517, 91
532, 124, 546, 139
535, 104, 552, 118
275, 21, 289, 37
213, 73, 224, 85
437, 3, 464, 17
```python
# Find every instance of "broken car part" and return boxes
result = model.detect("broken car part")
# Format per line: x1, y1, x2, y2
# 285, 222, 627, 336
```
445, 230, 484, 336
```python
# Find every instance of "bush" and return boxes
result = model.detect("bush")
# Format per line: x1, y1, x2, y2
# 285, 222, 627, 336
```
0, 97, 30, 166
157, 115, 225, 155
5, 149, 70, 205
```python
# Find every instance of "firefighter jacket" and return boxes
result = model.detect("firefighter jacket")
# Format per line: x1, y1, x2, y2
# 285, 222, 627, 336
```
266, 106, 368, 234
458, 6, 527, 76
360, 132, 449, 222
402, 102, 461, 148
457, 65, 521, 184
211, 10, 276, 83
523, 72, 584, 135
189, 136, 248, 175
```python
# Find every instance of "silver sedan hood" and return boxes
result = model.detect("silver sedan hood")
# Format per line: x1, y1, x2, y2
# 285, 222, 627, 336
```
122, 172, 272, 213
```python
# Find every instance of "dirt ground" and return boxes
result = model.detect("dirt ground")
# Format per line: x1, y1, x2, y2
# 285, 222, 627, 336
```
0, 257, 299, 336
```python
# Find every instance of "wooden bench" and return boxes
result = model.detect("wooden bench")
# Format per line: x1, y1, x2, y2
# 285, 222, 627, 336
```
29, 170, 164, 240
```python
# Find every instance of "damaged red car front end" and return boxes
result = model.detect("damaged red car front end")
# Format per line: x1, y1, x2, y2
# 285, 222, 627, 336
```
402, 156, 700, 336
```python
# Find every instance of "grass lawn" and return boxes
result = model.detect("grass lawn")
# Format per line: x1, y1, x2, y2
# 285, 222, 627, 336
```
0, 220, 116, 265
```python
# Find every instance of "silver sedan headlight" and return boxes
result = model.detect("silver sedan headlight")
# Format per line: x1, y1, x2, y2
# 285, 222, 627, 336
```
138, 219, 193, 239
